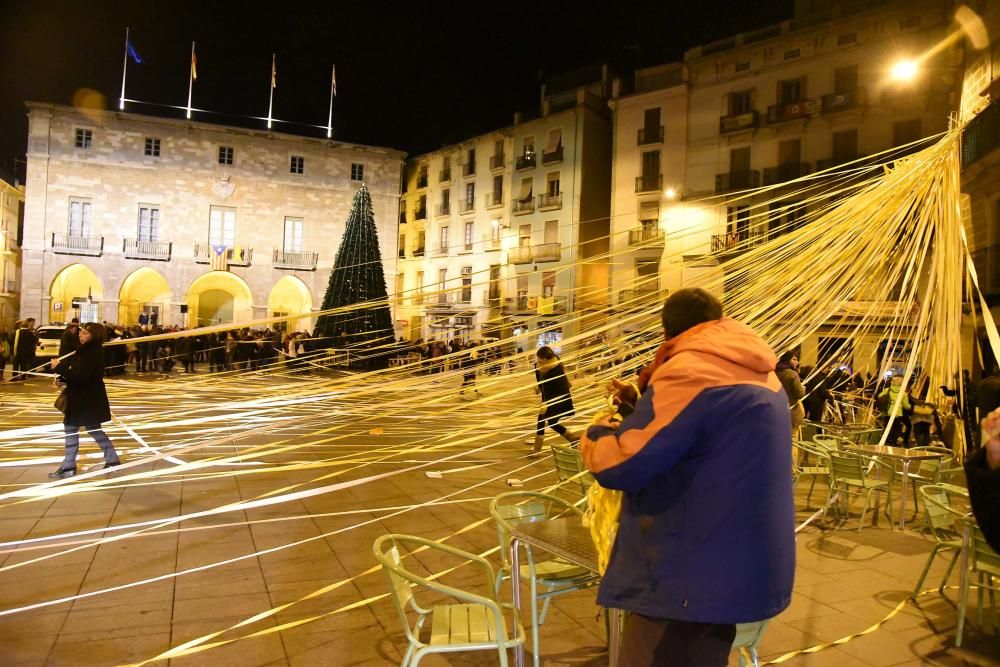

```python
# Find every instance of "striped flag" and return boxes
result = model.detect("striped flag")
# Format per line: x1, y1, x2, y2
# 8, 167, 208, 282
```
210, 244, 228, 271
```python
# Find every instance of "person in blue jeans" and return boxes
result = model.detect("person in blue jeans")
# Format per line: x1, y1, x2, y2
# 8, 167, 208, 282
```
48, 322, 121, 479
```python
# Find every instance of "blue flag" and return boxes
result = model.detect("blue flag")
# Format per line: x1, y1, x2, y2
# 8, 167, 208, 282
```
127, 41, 143, 64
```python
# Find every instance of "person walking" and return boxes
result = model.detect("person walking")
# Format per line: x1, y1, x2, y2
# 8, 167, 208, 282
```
878, 375, 911, 445
530, 346, 579, 456
47, 322, 121, 479
11, 318, 37, 382
582, 288, 794, 666
0, 323, 11, 381
59, 319, 81, 357
459, 342, 481, 398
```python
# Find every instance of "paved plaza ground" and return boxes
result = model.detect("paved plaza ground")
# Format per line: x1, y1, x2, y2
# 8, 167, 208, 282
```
0, 372, 998, 666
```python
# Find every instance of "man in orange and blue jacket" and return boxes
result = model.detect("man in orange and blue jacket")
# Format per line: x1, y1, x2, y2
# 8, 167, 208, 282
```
582, 288, 795, 666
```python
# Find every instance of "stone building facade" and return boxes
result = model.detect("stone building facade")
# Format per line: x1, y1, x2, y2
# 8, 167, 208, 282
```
396, 68, 612, 352
0, 178, 24, 328
22, 103, 404, 332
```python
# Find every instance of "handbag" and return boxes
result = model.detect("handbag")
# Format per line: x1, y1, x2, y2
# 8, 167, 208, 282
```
54, 390, 68, 414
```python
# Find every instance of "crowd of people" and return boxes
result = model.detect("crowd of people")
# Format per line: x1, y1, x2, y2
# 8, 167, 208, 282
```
0, 318, 319, 380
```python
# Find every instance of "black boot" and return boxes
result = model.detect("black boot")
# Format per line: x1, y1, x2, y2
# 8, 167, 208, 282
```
48, 467, 76, 479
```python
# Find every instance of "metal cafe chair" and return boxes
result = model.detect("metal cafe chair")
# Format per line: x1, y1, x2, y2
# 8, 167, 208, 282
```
827, 451, 894, 530
913, 484, 967, 596
731, 619, 771, 667
898, 446, 953, 513
490, 491, 599, 666
548, 443, 595, 500
373, 533, 526, 666
956, 517, 1000, 647
792, 441, 832, 508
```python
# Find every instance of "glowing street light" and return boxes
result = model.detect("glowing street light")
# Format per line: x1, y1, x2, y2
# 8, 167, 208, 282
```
890, 59, 919, 82
664, 187, 677, 200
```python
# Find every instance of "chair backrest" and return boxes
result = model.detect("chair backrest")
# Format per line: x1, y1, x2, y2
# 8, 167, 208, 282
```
918, 485, 959, 540
828, 451, 866, 482
965, 518, 1000, 578
732, 619, 770, 657
549, 443, 595, 496
490, 491, 579, 569
812, 434, 841, 451
910, 446, 953, 478
373, 535, 418, 640
800, 422, 819, 443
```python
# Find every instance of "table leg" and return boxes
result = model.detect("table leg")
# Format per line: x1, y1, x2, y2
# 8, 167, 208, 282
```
898, 461, 910, 530
512, 538, 524, 667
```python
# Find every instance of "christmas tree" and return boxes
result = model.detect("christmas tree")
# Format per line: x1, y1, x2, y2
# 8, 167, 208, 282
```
314, 183, 393, 365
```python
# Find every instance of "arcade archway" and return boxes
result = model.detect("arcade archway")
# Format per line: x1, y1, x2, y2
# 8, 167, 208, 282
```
267, 275, 313, 333
49, 264, 103, 324
119, 267, 172, 326
186, 271, 253, 328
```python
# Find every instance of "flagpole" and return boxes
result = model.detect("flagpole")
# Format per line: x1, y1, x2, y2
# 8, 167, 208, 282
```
267, 53, 275, 130
119, 27, 129, 110
326, 64, 335, 139
186, 42, 195, 120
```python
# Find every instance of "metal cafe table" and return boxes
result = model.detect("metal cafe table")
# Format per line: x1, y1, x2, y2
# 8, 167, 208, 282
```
843, 444, 945, 530
510, 516, 622, 667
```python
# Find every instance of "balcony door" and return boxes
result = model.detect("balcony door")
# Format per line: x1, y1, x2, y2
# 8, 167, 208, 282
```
209, 206, 236, 247
643, 108, 661, 138
778, 139, 801, 166
729, 147, 750, 174
641, 151, 660, 186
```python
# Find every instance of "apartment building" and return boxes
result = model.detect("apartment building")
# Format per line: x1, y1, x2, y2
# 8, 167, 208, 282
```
397, 68, 612, 351
608, 63, 688, 323
22, 103, 404, 330
0, 178, 24, 327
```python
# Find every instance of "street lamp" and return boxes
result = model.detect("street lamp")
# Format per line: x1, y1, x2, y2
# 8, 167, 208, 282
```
664, 187, 678, 200
890, 59, 919, 82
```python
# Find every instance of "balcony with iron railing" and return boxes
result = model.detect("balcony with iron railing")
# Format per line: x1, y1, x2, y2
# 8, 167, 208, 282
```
715, 170, 760, 193
1, 279, 16, 294
433, 244, 449, 257
719, 110, 759, 134
273, 249, 319, 270
766, 100, 814, 124
439, 168, 451, 183
628, 227, 665, 246
962, 98, 1000, 169
193, 243, 253, 266
710, 231, 766, 253
462, 162, 476, 177
617, 287, 666, 308
413, 246, 425, 257
513, 197, 535, 215
416, 175, 428, 189
490, 154, 505, 170
485, 192, 504, 209
542, 146, 563, 164
485, 236, 502, 251
398, 247, 406, 259
635, 174, 662, 193
508, 245, 533, 264
123, 238, 172, 261
533, 242, 561, 262
436, 203, 451, 216
516, 153, 536, 170
52, 233, 103, 256
414, 206, 427, 220
821, 88, 865, 114
538, 192, 562, 210
763, 162, 811, 185
459, 199, 475, 214
638, 126, 664, 145
502, 294, 568, 315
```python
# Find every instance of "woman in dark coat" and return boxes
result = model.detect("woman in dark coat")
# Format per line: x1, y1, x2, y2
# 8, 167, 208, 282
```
531, 345, 579, 456
47, 322, 121, 479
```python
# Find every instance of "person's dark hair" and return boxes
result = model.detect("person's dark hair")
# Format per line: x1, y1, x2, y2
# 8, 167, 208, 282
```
81, 322, 106, 345
661, 288, 723, 337
536, 345, 557, 360
779, 351, 797, 364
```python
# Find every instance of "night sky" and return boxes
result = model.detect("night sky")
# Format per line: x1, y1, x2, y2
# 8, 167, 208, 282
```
0, 0, 793, 183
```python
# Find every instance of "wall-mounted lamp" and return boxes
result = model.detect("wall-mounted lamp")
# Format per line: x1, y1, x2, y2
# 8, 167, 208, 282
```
491, 219, 510, 230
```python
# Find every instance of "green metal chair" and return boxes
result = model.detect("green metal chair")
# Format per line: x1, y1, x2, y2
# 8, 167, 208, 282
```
812, 433, 842, 451
827, 451, 893, 530
897, 446, 954, 514
490, 491, 599, 666
792, 441, 831, 508
731, 619, 771, 667
912, 485, 967, 596
800, 421, 819, 444
956, 517, 1000, 647
548, 443, 595, 500
373, 533, 526, 666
